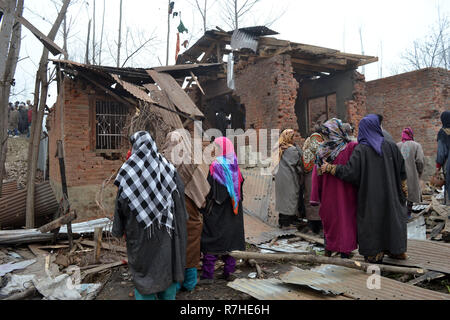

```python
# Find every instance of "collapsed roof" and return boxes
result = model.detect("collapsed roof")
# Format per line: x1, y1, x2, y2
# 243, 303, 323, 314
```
178, 27, 378, 76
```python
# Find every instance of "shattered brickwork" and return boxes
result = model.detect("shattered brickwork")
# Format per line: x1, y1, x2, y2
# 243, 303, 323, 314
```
234, 55, 300, 140
47, 77, 132, 220
366, 68, 450, 178
346, 71, 367, 137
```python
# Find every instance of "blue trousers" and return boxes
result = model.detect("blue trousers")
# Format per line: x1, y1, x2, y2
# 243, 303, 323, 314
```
134, 282, 178, 300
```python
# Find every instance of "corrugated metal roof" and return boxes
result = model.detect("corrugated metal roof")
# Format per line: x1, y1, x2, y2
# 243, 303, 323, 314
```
227, 278, 350, 300
281, 265, 450, 300
353, 239, 450, 275
242, 170, 272, 223
0, 181, 20, 198
0, 182, 58, 228
244, 213, 296, 245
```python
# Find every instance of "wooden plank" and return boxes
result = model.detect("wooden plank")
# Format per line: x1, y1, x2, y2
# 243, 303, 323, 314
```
83, 238, 123, 251
407, 271, 446, 285
81, 260, 127, 280
147, 70, 204, 117
93, 227, 103, 264
38, 211, 77, 233
291, 57, 347, 71
81, 240, 127, 253
16, 16, 66, 56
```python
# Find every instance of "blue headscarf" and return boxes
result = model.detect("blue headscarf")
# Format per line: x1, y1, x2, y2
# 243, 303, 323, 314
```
358, 114, 385, 156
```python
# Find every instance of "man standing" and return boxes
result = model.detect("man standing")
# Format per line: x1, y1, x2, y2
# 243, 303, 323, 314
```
27, 100, 33, 138
10, 106, 20, 137
397, 127, 424, 217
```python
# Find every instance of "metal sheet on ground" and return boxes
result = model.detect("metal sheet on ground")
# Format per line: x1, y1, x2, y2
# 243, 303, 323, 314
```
281, 265, 450, 300
227, 278, 350, 300
244, 214, 296, 245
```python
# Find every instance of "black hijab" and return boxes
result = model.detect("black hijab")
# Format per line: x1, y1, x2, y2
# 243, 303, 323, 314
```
438, 111, 450, 145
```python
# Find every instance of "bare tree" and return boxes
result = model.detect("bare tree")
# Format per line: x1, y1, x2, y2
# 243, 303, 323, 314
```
400, 11, 449, 71
117, 0, 122, 67
220, 0, 262, 30
25, 0, 71, 228
188, 0, 218, 33
98, 0, 105, 64
0, 0, 24, 197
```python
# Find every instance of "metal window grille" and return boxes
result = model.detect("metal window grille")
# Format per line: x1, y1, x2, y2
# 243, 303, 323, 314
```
95, 100, 128, 151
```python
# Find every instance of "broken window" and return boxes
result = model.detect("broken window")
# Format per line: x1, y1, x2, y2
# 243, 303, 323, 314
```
307, 93, 337, 130
95, 100, 128, 152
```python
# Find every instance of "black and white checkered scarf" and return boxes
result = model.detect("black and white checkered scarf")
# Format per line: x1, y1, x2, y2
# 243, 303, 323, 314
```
114, 131, 178, 235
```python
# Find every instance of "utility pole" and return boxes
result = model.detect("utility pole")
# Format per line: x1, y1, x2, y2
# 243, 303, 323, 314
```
359, 26, 365, 75
117, 0, 123, 68
166, 0, 170, 66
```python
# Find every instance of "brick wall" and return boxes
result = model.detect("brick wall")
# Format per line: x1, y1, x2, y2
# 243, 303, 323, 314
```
234, 55, 299, 134
47, 77, 134, 220
366, 68, 450, 178
346, 71, 367, 136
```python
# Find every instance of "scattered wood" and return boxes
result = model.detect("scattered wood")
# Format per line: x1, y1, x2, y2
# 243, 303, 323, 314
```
38, 211, 77, 233
37, 244, 70, 250
230, 251, 427, 275
295, 232, 325, 245
28, 244, 49, 257
407, 271, 446, 286
81, 260, 127, 281
93, 227, 103, 264
268, 236, 278, 247
80, 240, 127, 253
429, 222, 445, 239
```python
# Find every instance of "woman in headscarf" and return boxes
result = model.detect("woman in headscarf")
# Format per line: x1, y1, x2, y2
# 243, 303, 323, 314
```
112, 131, 187, 300
321, 115, 408, 263
436, 111, 450, 205
161, 131, 210, 292
275, 129, 305, 229
310, 119, 358, 258
200, 137, 245, 283
301, 124, 324, 234
397, 127, 424, 215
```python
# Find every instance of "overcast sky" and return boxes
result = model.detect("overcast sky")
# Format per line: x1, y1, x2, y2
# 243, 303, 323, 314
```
9, 0, 450, 104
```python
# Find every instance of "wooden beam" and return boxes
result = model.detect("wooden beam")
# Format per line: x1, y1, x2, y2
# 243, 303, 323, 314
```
16, 16, 66, 56
38, 211, 77, 233
93, 227, 103, 264
200, 43, 217, 63
189, 72, 205, 95
230, 251, 427, 275
80, 240, 127, 253
291, 57, 347, 71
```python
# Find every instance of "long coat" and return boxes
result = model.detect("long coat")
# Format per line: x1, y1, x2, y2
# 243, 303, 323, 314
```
437, 129, 450, 204
275, 146, 304, 216
397, 141, 424, 203
112, 172, 187, 295
335, 141, 408, 257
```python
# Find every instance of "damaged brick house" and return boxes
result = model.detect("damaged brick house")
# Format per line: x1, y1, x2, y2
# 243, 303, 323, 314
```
178, 27, 378, 143
46, 60, 220, 221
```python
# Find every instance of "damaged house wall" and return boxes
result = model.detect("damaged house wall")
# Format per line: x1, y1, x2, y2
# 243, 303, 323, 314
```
47, 77, 133, 221
295, 70, 367, 138
366, 68, 450, 179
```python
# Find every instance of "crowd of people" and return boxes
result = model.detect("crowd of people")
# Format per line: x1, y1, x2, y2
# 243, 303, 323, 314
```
110, 110, 449, 300
275, 111, 449, 264
7, 100, 33, 138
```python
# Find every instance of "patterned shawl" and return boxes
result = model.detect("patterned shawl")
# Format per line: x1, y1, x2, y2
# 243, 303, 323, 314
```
209, 137, 243, 215
315, 118, 350, 166
278, 129, 295, 161
114, 131, 178, 234
302, 133, 324, 173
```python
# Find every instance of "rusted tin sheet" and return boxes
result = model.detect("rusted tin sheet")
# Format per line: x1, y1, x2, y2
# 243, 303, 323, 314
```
0, 181, 20, 198
244, 213, 296, 245
242, 170, 272, 223
143, 83, 184, 130
0, 182, 58, 228
227, 278, 350, 300
111, 74, 156, 104
281, 265, 450, 300
352, 239, 450, 275
147, 70, 204, 117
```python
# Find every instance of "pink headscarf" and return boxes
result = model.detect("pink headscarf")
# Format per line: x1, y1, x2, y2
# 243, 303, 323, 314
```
209, 137, 243, 214
402, 127, 414, 142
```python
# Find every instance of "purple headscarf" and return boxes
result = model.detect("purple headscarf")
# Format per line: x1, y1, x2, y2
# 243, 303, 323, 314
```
358, 114, 385, 156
